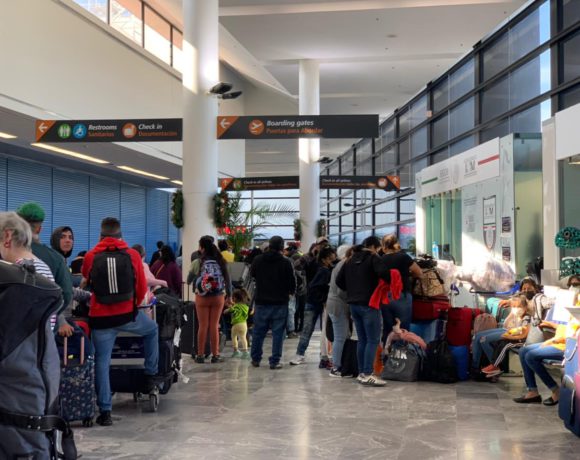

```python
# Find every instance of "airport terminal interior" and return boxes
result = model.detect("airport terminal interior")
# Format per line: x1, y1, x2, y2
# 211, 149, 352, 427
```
1, 0, 580, 459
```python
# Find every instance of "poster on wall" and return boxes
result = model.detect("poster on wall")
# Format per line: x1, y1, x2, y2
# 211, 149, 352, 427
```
483, 195, 497, 251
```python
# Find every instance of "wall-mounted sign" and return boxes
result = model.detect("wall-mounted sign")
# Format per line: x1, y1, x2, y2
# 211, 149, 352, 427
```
418, 138, 501, 198
217, 115, 379, 140
35, 119, 182, 142
219, 175, 399, 191
483, 195, 497, 250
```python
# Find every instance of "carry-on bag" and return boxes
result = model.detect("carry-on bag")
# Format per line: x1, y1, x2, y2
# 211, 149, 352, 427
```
421, 339, 458, 384
448, 345, 469, 380
381, 341, 423, 382
340, 338, 359, 377
56, 329, 95, 426
559, 337, 580, 436
413, 268, 446, 298
412, 296, 451, 321
447, 307, 481, 346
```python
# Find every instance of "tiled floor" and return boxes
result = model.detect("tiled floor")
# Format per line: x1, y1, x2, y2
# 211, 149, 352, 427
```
78, 333, 580, 459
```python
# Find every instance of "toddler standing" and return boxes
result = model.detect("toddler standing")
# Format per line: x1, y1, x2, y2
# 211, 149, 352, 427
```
226, 288, 250, 359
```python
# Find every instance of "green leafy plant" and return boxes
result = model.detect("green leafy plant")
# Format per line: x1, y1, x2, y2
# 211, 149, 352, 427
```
293, 218, 303, 241
316, 219, 327, 238
171, 189, 184, 229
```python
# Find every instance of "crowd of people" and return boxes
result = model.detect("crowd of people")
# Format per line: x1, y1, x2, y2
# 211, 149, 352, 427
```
1, 199, 579, 454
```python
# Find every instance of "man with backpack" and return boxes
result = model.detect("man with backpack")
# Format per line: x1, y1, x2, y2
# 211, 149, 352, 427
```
81, 217, 156, 426
250, 236, 296, 369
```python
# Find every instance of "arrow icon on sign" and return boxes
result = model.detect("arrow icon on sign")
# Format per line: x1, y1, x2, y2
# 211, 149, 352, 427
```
217, 116, 239, 138
220, 118, 231, 130
35, 120, 56, 141
39, 122, 48, 134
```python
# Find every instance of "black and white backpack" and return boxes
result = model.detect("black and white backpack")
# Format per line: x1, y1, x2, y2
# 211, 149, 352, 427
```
90, 247, 135, 304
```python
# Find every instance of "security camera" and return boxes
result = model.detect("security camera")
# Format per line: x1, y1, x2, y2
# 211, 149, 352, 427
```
220, 91, 243, 100
208, 82, 233, 95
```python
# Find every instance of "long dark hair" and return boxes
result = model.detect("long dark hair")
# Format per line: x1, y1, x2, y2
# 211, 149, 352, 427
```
160, 245, 176, 264
199, 236, 228, 274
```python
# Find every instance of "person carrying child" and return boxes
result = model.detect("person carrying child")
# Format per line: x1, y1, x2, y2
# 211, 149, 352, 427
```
226, 288, 251, 359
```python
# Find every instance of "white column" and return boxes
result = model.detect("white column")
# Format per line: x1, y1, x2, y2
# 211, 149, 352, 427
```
182, 0, 219, 278
541, 118, 560, 271
299, 60, 320, 250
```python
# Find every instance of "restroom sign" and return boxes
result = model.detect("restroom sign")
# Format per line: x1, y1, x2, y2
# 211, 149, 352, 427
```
35, 118, 182, 142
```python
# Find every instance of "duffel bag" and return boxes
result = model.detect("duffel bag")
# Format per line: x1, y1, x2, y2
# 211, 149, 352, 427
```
413, 268, 445, 297
382, 341, 423, 382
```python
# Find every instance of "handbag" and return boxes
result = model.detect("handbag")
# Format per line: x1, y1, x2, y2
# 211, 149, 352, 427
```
413, 269, 445, 298
381, 341, 422, 382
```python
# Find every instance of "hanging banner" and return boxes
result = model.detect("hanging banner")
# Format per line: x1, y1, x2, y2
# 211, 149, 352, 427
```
219, 175, 400, 191
217, 115, 379, 139
35, 119, 182, 142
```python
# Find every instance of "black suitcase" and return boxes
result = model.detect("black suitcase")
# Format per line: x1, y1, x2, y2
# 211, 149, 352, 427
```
180, 300, 195, 356
340, 338, 359, 377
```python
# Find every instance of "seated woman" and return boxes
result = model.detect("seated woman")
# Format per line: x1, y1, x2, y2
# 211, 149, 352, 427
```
513, 315, 579, 405
481, 295, 531, 377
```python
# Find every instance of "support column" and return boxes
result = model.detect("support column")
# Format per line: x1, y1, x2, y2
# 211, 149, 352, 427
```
299, 60, 320, 250
182, 0, 219, 276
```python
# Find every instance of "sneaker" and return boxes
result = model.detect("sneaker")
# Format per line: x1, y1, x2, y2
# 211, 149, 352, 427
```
319, 358, 331, 369
194, 355, 205, 364
144, 375, 158, 394
290, 355, 306, 365
211, 355, 224, 363
356, 373, 367, 383
485, 369, 503, 378
96, 411, 113, 426
231, 350, 242, 358
251, 360, 260, 368
481, 364, 496, 373
329, 368, 342, 378
240, 351, 250, 360
270, 362, 283, 370
361, 375, 387, 387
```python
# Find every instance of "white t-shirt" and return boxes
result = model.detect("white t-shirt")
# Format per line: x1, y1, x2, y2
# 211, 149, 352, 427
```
16, 257, 57, 329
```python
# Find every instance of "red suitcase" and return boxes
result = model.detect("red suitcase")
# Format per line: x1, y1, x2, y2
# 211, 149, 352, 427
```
446, 307, 482, 346
412, 296, 451, 321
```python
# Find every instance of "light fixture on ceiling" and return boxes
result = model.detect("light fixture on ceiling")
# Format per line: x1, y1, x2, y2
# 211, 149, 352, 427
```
0, 132, 17, 139
31, 143, 109, 164
208, 82, 243, 100
569, 154, 580, 165
171, 180, 183, 185
317, 156, 333, 164
117, 165, 169, 180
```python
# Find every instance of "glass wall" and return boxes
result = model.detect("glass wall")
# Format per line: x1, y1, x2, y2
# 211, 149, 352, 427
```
323, 0, 580, 249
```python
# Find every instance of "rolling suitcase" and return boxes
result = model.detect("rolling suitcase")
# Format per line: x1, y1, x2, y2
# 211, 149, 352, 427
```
57, 330, 96, 427
412, 296, 451, 321
448, 345, 469, 380
447, 307, 481, 346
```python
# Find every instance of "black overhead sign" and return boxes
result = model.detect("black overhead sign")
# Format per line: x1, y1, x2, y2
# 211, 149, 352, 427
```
219, 175, 400, 191
217, 115, 379, 140
35, 119, 182, 142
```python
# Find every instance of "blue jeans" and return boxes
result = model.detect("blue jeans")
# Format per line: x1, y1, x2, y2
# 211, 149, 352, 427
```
520, 343, 563, 392
328, 310, 349, 371
287, 296, 296, 334
296, 305, 322, 356
350, 304, 382, 375
381, 292, 413, 341
92, 311, 159, 412
251, 304, 288, 365
472, 328, 506, 367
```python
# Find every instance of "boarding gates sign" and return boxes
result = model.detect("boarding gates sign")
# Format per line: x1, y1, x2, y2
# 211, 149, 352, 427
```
35, 119, 183, 142
217, 115, 379, 139
219, 175, 399, 191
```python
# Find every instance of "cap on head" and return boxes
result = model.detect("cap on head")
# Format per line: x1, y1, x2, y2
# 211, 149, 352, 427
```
269, 235, 284, 252
16, 202, 45, 223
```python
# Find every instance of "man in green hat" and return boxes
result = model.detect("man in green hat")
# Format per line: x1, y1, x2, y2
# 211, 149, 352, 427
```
16, 202, 73, 335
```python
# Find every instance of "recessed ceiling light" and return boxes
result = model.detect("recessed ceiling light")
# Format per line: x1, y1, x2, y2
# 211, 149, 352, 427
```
386, 34, 397, 38
117, 165, 169, 180
0, 132, 17, 139
171, 180, 183, 185
31, 143, 109, 164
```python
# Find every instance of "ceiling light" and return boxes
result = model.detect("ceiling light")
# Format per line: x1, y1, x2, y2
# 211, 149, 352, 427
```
31, 143, 109, 164
0, 132, 17, 139
569, 154, 580, 165
171, 180, 183, 185
117, 165, 169, 180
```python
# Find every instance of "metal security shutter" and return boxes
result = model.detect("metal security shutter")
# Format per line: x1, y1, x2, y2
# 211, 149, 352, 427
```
89, 177, 120, 248
121, 184, 146, 248
7, 159, 53, 242
0, 157, 7, 211
146, 189, 169, 257
167, 192, 179, 252
53, 170, 90, 254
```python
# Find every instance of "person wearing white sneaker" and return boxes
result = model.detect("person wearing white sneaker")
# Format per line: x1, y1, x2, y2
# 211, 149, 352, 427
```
359, 374, 387, 387
290, 354, 306, 365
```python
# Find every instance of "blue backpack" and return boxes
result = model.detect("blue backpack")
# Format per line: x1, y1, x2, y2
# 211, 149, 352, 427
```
196, 259, 225, 296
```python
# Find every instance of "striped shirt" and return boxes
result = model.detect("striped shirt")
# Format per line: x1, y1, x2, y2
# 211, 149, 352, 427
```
16, 257, 57, 329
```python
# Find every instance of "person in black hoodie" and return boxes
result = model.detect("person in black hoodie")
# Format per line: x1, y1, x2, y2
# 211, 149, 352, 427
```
336, 236, 390, 387
250, 236, 296, 369
290, 246, 336, 365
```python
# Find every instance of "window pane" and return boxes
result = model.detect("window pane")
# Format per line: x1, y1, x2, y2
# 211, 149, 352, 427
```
375, 200, 397, 226
399, 138, 410, 165
432, 114, 449, 148
450, 59, 475, 102
410, 96, 427, 128
431, 148, 449, 165
560, 83, 580, 110
450, 97, 475, 138
481, 76, 509, 122
563, 0, 580, 30
144, 7, 171, 64
380, 120, 396, 146
411, 127, 427, 158
433, 78, 449, 113
412, 158, 428, 184
377, 147, 397, 174
110, 0, 143, 45
74, 0, 107, 22
450, 135, 476, 156
399, 164, 412, 189
510, 103, 542, 133
510, 52, 549, 108
563, 31, 580, 83
172, 29, 183, 72
481, 119, 509, 143
510, 3, 549, 64
483, 32, 508, 81
398, 109, 410, 136
400, 194, 416, 219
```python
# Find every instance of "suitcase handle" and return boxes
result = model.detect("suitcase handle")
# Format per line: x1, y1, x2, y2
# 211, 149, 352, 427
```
63, 335, 85, 366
